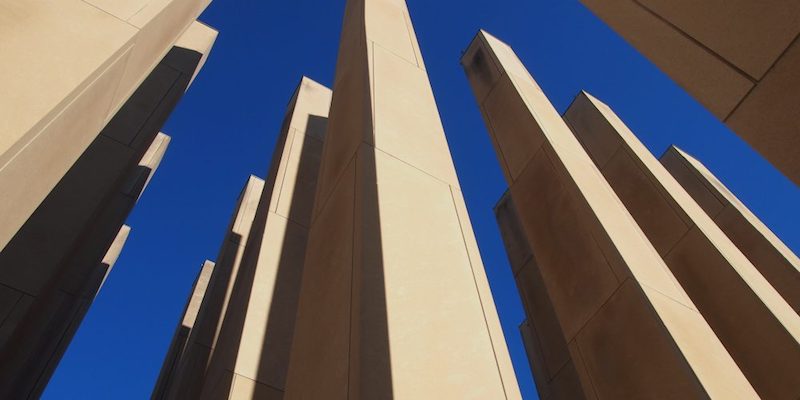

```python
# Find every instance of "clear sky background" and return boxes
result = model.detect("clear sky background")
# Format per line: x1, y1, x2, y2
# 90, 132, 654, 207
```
44, 0, 799, 399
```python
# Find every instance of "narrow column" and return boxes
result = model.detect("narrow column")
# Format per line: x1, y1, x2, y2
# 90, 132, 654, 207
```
195, 77, 332, 399
462, 30, 757, 398
164, 176, 265, 400
564, 92, 800, 399
283, 1, 520, 399
661, 146, 800, 314
152, 260, 217, 400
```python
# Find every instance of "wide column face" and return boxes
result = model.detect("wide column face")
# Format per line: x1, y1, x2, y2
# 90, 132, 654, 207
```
163, 176, 265, 400
564, 92, 800, 399
195, 77, 332, 400
496, 195, 588, 400
0, 0, 214, 251
462, 30, 758, 399
660, 147, 800, 314
579, 0, 800, 185
283, 2, 520, 399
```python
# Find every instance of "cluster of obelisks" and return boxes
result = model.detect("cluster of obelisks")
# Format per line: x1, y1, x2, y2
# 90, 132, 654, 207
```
149, 1, 799, 400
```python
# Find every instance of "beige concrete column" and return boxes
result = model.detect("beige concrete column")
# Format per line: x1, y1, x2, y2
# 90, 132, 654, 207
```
164, 176, 265, 400
283, 2, 520, 399
152, 260, 217, 400
194, 77, 332, 399
564, 91, 800, 398
579, 0, 800, 185
661, 146, 800, 313
463, 30, 758, 399
0, 20, 214, 395
0, 0, 214, 252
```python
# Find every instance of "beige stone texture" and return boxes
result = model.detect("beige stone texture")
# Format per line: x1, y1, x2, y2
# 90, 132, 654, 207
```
565, 91, 800, 399
284, 2, 521, 399
0, 0, 213, 252
661, 146, 800, 314
463, 30, 759, 399
579, 0, 800, 185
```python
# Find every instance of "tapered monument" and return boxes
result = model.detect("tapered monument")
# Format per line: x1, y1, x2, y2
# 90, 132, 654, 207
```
283, 1, 520, 399
464, 30, 758, 398
564, 92, 800, 399
579, 0, 800, 185
153, 77, 331, 399
660, 146, 800, 314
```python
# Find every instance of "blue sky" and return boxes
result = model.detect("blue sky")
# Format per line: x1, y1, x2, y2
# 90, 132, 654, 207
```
44, 0, 799, 399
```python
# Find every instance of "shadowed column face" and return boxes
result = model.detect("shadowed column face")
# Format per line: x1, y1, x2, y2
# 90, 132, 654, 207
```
496, 194, 586, 400
564, 92, 800, 399
579, 0, 800, 185
462, 30, 758, 399
283, 1, 520, 399
0, 24, 215, 397
660, 147, 800, 315
0, 132, 173, 400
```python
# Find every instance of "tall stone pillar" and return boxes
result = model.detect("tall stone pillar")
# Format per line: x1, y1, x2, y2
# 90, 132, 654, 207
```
0, 19, 215, 397
163, 176, 265, 400
153, 77, 332, 400
463, 30, 758, 398
282, 2, 520, 399
152, 260, 217, 400
579, 0, 800, 185
0, 0, 215, 251
564, 91, 800, 399
197, 77, 332, 399
661, 146, 800, 313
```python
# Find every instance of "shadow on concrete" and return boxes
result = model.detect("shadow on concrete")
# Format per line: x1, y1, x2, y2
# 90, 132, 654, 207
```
0, 44, 203, 399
